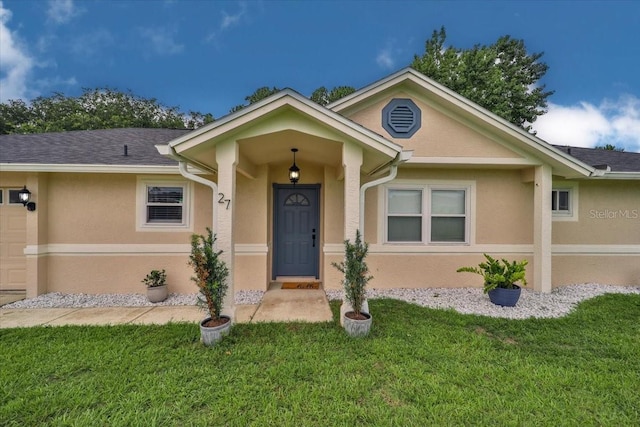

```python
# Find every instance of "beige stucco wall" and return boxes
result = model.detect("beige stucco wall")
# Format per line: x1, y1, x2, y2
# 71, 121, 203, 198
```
552, 180, 640, 245
552, 255, 639, 286
346, 91, 523, 159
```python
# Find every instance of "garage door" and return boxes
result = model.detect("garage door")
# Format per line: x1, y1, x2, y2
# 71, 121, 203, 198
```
0, 189, 27, 290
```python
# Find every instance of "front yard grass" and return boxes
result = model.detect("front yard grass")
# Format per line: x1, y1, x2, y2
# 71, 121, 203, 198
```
1, 293, 639, 426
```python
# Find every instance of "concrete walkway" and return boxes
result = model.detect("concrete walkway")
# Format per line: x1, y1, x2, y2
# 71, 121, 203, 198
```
0, 289, 333, 328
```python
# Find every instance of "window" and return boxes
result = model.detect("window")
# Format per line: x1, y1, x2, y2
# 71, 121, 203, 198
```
551, 184, 578, 221
8, 189, 23, 205
551, 189, 570, 213
147, 186, 184, 223
387, 189, 422, 242
431, 189, 466, 242
137, 178, 191, 230
0, 189, 3, 205
385, 184, 471, 244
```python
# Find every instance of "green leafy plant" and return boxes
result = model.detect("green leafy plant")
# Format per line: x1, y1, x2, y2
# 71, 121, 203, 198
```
457, 254, 527, 293
141, 269, 167, 288
188, 228, 229, 320
332, 229, 373, 316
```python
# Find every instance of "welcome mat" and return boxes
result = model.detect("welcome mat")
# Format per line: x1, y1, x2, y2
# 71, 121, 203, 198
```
281, 282, 321, 290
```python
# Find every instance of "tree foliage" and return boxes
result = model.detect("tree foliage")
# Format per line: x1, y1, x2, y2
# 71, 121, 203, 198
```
595, 144, 625, 152
411, 27, 554, 131
310, 86, 356, 106
0, 88, 214, 135
231, 85, 356, 113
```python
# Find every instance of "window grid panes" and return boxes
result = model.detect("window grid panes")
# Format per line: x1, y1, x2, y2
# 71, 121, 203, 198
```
387, 189, 422, 242
386, 186, 469, 244
146, 186, 184, 224
430, 189, 466, 242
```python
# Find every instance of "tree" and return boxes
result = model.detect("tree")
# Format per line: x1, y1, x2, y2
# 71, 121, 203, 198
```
595, 144, 625, 152
0, 88, 214, 134
230, 86, 281, 113
310, 86, 356, 106
411, 27, 554, 131
231, 85, 356, 113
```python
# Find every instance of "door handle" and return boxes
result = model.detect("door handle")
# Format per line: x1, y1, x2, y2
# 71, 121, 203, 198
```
312, 232, 316, 247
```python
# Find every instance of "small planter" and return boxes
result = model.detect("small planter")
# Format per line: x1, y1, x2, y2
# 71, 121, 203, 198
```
488, 285, 521, 307
343, 311, 372, 337
146, 284, 168, 303
200, 315, 232, 347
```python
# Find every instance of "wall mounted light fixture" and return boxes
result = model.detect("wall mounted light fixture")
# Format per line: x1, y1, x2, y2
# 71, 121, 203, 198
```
18, 186, 36, 211
288, 148, 300, 185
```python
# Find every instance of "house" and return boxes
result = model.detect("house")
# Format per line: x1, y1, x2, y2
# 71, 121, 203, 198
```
1, 68, 639, 317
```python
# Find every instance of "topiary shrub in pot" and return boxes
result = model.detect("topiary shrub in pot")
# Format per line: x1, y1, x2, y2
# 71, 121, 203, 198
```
142, 269, 168, 303
189, 228, 231, 346
332, 229, 373, 337
457, 253, 527, 307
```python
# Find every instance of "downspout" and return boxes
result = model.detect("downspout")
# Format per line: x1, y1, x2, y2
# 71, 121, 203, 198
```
166, 146, 218, 236
359, 150, 412, 235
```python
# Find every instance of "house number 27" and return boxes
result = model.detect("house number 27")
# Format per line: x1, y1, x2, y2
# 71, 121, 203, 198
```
218, 193, 231, 210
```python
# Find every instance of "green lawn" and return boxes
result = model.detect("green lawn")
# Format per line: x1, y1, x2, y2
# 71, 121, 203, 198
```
1, 294, 639, 426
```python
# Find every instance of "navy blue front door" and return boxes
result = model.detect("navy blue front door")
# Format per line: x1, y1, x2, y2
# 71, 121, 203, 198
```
273, 184, 320, 279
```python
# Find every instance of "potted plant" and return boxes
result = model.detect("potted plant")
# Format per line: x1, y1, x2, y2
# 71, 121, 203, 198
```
456, 254, 528, 307
332, 229, 373, 337
188, 228, 231, 346
141, 269, 168, 303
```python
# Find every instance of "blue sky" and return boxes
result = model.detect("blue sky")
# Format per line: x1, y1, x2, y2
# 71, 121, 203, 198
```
1, 0, 639, 151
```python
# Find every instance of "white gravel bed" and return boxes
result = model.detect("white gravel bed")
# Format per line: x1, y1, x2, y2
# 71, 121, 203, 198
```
2, 290, 265, 309
3, 284, 639, 319
329, 283, 640, 319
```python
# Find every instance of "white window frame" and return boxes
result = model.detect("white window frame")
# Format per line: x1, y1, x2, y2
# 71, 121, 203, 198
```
136, 177, 193, 231
552, 182, 579, 222
382, 181, 474, 245
6, 188, 25, 206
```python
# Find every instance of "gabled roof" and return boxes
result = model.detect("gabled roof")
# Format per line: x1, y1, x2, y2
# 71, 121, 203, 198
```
0, 128, 189, 172
329, 67, 599, 179
163, 89, 407, 175
554, 146, 640, 173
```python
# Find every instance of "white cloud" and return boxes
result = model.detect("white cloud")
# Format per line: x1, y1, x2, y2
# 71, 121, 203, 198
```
140, 27, 184, 55
532, 96, 640, 153
204, 2, 249, 45
376, 47, 395, 70
47, 0, 80, 24
0, 2, 35, 102
221, 2, 247, 30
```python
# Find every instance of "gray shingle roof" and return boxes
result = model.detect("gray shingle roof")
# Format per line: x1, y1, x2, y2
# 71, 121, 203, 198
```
2, 127, 639, 173
554, 145, 640, 172
0, 128, 191, 166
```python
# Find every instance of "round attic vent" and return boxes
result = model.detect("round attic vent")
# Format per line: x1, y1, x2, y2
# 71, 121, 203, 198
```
382, 98, 421, 138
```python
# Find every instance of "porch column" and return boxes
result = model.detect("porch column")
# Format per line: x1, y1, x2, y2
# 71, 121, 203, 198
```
533, 164, 552, 293
343, 142, 363, 241
216, 140, 238, 318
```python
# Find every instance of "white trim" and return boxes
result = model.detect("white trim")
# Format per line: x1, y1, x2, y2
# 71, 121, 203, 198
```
24, 244, 190, 256
552, 245, 640, 255
136, 177, 193, 232
0, 164, 180, 174
24, 243, 270, 257
405, 157, 540, 166
235, 244, 269, 255
324, 243, 640, 256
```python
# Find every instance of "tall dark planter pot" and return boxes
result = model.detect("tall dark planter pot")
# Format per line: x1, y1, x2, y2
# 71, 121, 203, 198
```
488, 285, 521, 307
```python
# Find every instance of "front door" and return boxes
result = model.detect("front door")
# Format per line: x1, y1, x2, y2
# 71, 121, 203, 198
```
273, 184, 320, 279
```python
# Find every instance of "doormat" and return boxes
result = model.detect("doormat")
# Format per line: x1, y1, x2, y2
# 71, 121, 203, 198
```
281, 282, 321, 290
